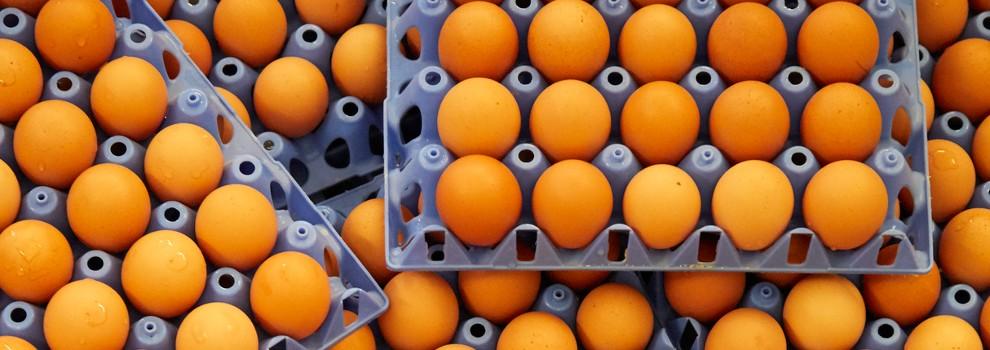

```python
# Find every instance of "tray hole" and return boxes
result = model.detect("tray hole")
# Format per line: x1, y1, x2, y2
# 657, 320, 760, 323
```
517, 70, 533, 85
877, 73, 896, 89
129, 29, 148, 44
898, 187, 914, 221
515, 0, 532, 8
218, 115, 234, 144
400, 27, 421, 60
518, 149, 535, 163
470, 323, 486, 338
164, 207, 180, 222
368, 125, 384, 156
553, 289, 565, 300
323, 248, 341, 277
289, 159, 309, 185
877, 237, 900, 266
269, 181, 286, 207
112, 0, 131, 17
56, 77, 73, 91
947, 115, 965, 130
983, 16, 990, 30
784, 0, 798, 9
403, 183, 422, 217
698, 231, 719, 263
239, 161, 256, 176
679, 322, 699, 350
607, 71, 624, 86
889, 31, 905, 63
2, 13, 19, 28
145, 322, 156, 332
188, 0, 200, 4
269, 339, 288, 350
428, 248, 445, 262
35, 192, 46, 202
342, 101, 360, 117
163, 51, 181, 80
400, 106, 422, 144
787, 71, 803, 86
302, 29, 319, 43
695, 70, 712, 86
877, 323, 894, 338
425, 71, 442, 86
221, 63, 238, 77
8, 307, 26, 323
87, 255, 105, 271
892, 107, 910, 146
787, 234, 811, 264
608, 230, 629, 262
324, 138, 351, 169
109, 141, 127, 157
955, 287, 973, 305
790, 151, 807, 166
516, 229, 537, 262
218, 273, 235, 289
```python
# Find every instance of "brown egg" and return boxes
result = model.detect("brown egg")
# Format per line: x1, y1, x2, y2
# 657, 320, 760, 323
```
13, 100, 97, 189
632, 0, 681, 6
529, 0, 609, 82
801, 83, 882, 163
333, 24, 387, 103
213, 0, 287, 68
719, 0, 770, 5
0, 39, 42, 125
906, 315, 983, 350
342, 198, 411, 284
982, 299, 990, 345
940, 208, 990, 290
664, 271, 745, 323
0, 336, 34, 350
439, 2, 518, 81
34, 0, 115, 74
380, 272, 459, 350
296, 0, 366, 36
706, 308, 786, 350
974, 116, 990, 181
196, 184, 278, 271
0, 160, 17, 230
498, 312, 578, 350
797, 2, 879, 84
530, 80, 611, 161
0, 220, 73, 304
436, 345, 474, 350
145, 123, 224, 207
438, 78, 521, 158
436, 155, 522, 247
254, 57, 329, 138
932, 39, 990, 123
928, 139, 976, 223
91, 56, 169, 141
709, 81, 790, 162
459, 270, 541, 324
802, 160, 888, 250
148, 0, 174, 17
891, 80, 935, 145
165, 19, 213, 74
576, 283, 654, 350
916, 0, 968, 52
251, 252, 331, 340
330, 311, 376, 350
619, 4, 695, 83
707, 3, 787, 83
0, 0, 48, 15
176, 303, 259, 350
532, 160, 613, 249
122, 230, 207, 318
807, 0, 862, 6
624, 165, 701, 249
216, 87, 252, 143
712, 161, 794, 251
783, 274, 865, 349
863, 246, 941, 326
621, 81, 699, 165
44, 279, 129, 350
547, 270, 611, 291
756, 272, 805, 288
67, 164, 151, 253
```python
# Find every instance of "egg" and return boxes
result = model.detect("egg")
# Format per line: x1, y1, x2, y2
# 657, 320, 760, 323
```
0, 220, 73, 303
497, 312, 577, 350
176, 303, 259, 350
906, 315, 983, 350
13, 100, 97, 189
0, 336, 34, 350
530, 80, 610, 161
459, 270, 541, 324
863, 246, 941, 326
891, 80, 935, 145
797, 2, 879, 84
332, 24, 387, 104
974, 118, 990, 181
621, 81, 699, 165
44, 279, 129, 350
547, 270, 611, 291
0, 39, 42, 125
342, 198, 412, 284
34, 0, 115, 74
0, 160, 17, 230
706, 308, 786, 350
438, 78, 521, 158
982, 299, 990, 344
437, 345, 475, 350
916, 0, 968, 52
439, 2, 518, 81
928, 139, 976, 223
801, 83, 882, 163
756, 272, 805, 288
122, 230, 207, 318
940, 208, 990, 290
330, 311, 376, 350
783, 274, 865, 349
576, 283, 654, 350
528, 0, 609, 82
709, 81, 790, 162
664, 271, 745, 323
807, 0, 862, 6
436, 155, 522, 247
67, 163, 151, 253
932, 39, 990, 123
707, 3, 787, 83
251, 251, 331, 340
532, 160, 612, 249
196, 184, 278, 271
619, 4, 695, 83
295, 0, 365, 36
802, 160, 887, 249
216, 87, 252, 143
91, 56, 169, 141
380, 272, 459, 350
254, 57, 329, 138
623, 165, 701, 249
712, 160, 793, 251
0, 0, 47, 15
165, 19, 213, 74
144, 123, 223, 207
213, 0, 286, 68
719, 0, 770, 5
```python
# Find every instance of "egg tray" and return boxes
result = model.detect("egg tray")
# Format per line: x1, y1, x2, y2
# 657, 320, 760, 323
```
0, 1, 387, 348
164, 0, 389, 216
384, 0, 931, 272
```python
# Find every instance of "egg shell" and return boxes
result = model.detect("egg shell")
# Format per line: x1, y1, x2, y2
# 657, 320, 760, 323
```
0, 336, 35, 350
0, 0, 47, 15
981, 299, 990, 345
712, 160, 794, 251
165, 19, 213, 74
783, 274, 865, 349
891, 80, 935, 146
251, 251, 332, 340
802, 160, 888, 250
0, 39, 42, 125
437, 345, 475, 350
928, 139, 976, 223
932, 39, 990, 123
44, 279, 130, 350
254, 57, 330, 138
438, 78, 521, 159
459, 270, 541, 325
801, 83, 882, 163
863, 246, 941, 326
808, 0, 862, 5
195, 184, 278, 271
329, 310, 376, 350
342, 198, 411, 284
532, 160, 613, 249
530, 80, 611, 162
91, 56, 168, 142
905, 315, 983, 350
710, 81, 790, 163
33, 0, 115, 74
333, 24, 388, 104
974, 118, 990, 181
719, 0, 769, 5
438, 2, 518, 81
618, 4, 695, 83
940, 208, 990, 291
664, 271, 745, 323
295, 0, 366, 36
147, 0, 174, 18
916, 0, 968, 52
0, 160, 19, 230
707, 3, 787, 83
13, 100, 97, 189
756, 272, 805, 289
67, 163, 151, 253
213, 0, 287, 68
546, 270, 611, 292
215, 87, 252, 143
620, 81, 700, 165
435, 155, 522, 247
176, 302, 259, 350
144, 123, 224, 207
623, 165, 701, 249
576, 283, 654, 350
706, 308, 786, 350
497, 311, 577, 350
380, 272, 459, 350
0, 220, 73, 304
528, 0, 610, 82
122, 230, 207, 318
797, 2, 879, 84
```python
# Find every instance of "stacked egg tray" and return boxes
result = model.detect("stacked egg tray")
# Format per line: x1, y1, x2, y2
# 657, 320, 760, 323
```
384, 0, 931, 272
0, 1, 386, 348
166, 0, 388, 218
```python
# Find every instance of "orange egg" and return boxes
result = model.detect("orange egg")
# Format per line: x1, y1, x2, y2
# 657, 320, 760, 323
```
436, 155, 522, 247
13, 100, 97, 189
342, 198, 412, 284
783, 274, 865, 349
67, 163, 151, 253
0, 220, 72, 304
712, 160, 793, 251
0, 39, 42, 125
863, 246, 941, 326
917, 0, 968, 52
295, 0, 365, 35
974, 117, 990, 181
176, 303, 259, 350
528, 0, 609, 82
532, 160, 612, 249
797, 2, 879, 84
892, 80, 935, 145
254, 57, 329, 138
438, 78, 521, 158
940, 208, 990, 290
906, 315, 983, 350
706, 308, 786, 350
530, 80, 610, 161
719, 0, 770, 5
631, 0, 680, 5
928, 139, 976, 223
576, 283, 654, 350
216, 87, 252, 143
664, 271, 745, 323
91, 56, 169, 141
44, 279, 129, 350
807, 0, 862, 6
196, 184, 277, 271
251, 251, 331, 340
0, 336, 34, 350
439, 2, 518, 81
330, 311, 376, 350
710, 81, 790, 162
122, 230, 207, 318
437, 345, 475, 350
145, 123, 223, 207
146, 0, 174, 18
380, 272, 459, 350
619, 4, 695, 83
801, 83, 882, 163
756, 272, 805, 288
624, 165, 701, 249
332, 24, 387, 104
498, 312, 578, 350
459, 270, 540, 324
165, 19, 213, 74
213, 0, 286, 68
0, 160, 17, 230
982, 299, 990, 345
621, 81, 699, 165
976, 0, 990, 10
547, 270, 611, 291
0, 0, 47, 15
802, 160, 887, 250
707, 3, 787, 83
34, 0, 115, 74
933, 39, 990, 123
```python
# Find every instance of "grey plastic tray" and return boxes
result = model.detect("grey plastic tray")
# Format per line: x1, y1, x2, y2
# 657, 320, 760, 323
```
384, 0, 931, 272
0, 1, 386, 348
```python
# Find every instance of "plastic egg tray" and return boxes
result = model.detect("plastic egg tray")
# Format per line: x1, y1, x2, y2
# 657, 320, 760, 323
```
384, 0, 932, 272
0, 1, 386, 348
